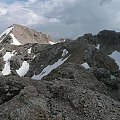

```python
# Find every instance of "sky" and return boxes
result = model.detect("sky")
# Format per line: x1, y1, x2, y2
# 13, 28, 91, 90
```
0, 0, 120, 39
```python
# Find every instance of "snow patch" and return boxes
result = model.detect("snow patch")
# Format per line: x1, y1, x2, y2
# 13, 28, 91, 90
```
16, 61, 29, 77
96, 44, 100, 49
32, 49, 70, 80
0, 47, 4, 51
2, 51, 15, 75
109, 51, 120, 70
10, 33, 21, 45
32, 55, 70, 80
49, 41, 56, 45
0, 26, 14, 42
81, 62, 90, 69
62, 49, 68, 57
28, 47, 32, 53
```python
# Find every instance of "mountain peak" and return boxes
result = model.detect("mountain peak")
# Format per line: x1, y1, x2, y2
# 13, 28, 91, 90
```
0, 24, 55, 45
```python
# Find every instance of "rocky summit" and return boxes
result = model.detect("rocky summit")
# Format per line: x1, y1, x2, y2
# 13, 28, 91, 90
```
0, 24, 55, 45
0, 25, 120, 120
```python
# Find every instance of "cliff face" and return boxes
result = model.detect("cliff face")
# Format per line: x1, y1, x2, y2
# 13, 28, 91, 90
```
77, 30, 120, 55
97, 30, 120, 45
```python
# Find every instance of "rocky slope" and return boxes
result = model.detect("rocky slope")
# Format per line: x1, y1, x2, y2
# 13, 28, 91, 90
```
1, 64, 120, 120
0, 24, 55, 45
0, 25, 120, 119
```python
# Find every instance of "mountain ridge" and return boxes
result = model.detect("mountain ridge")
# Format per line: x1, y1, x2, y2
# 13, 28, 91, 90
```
0, 24, 120, 119
0, 24, 55, 45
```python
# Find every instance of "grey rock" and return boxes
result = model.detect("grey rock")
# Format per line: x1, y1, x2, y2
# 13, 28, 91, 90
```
94, 68, 111, 79
84, 45, 120, 76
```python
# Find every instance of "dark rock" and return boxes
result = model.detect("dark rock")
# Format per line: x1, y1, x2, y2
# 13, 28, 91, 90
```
97, 30, 120, 45
0, 78, 25, 105
94, 68, 111, 79
84, 45, 119, 75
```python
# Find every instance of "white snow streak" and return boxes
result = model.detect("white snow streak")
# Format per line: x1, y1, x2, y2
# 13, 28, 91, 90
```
109, 51, 120, 70
0, 47, 4, 51
62, 49, 68, 57
32, 55, 70, 80
28, 47, 32, 53
49, 41, 56, 45
0, 26, 13, 42
96, 44, 100, 49
2, 51, 15, 75
16, 61, 30, 77
32, 49, 70, 80
81, 62, 90, 69
10, 33, 21, 45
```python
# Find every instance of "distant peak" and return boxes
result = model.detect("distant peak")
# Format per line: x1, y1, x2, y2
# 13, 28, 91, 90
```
0, 24, 55, 45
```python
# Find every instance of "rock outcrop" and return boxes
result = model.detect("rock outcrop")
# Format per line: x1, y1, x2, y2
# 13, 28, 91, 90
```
76, 30, 120, 55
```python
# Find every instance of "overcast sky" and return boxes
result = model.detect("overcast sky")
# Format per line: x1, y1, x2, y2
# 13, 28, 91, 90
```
0, 0, 119, 39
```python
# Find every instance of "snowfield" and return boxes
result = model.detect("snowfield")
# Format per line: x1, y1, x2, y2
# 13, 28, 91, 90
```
10, 33, 21, 45
16, 61, 30, 77
2, 51, 15, 75
109, 51, 120, 70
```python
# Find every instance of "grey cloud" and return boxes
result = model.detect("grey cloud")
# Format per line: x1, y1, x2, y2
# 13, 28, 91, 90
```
34, 0, 117, 38
0, 0, 120, 39
100, 0, 112, 5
